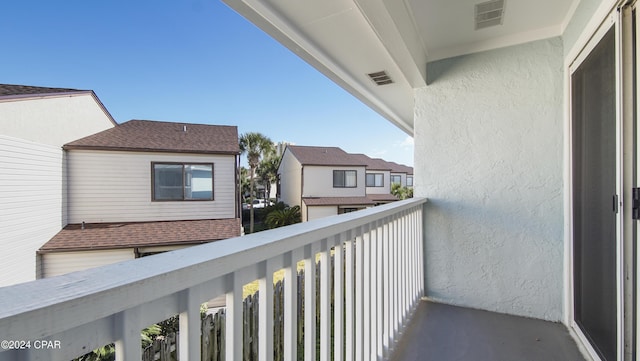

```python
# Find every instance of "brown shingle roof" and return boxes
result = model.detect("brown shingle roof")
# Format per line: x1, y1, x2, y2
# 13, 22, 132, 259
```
40, 218, 242, 252
0, 84, 83, 96
383, 160, 413, 174
65, 119, 240, 154
302, 196, 376, 206
350, 153, 392, 171
287, 145, 366, 166
367, 194, 399, 202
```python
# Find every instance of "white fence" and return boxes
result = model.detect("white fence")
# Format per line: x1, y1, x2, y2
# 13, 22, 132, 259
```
0, 197, 426, 361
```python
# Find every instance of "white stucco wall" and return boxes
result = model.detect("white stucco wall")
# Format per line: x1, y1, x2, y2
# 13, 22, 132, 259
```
68, 150, 237, 223
0, 93, 115, 147
302, 166, 366, 197
415, 37, 564, 321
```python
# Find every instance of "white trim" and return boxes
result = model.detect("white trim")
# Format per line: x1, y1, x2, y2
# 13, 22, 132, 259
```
566, 3, 636, 360
429, 24, 563, 61
565, 0, 622, 68
561, 0, 584, 34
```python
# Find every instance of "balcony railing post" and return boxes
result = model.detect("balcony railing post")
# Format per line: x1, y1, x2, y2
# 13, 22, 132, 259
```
114, 307, 142, 361
179, 287, 202, 361
225, 273, 243, 361
320, 238, 332, 361
259, 259, 275, 361
344, 233, 355, 361
363, 225, 372, 359
334, 233, 345, 361
382, 217, 391, 357
304, 241, 319, 361
355, 228, 364, 361
391, 215, 399, 341
284, 248, 301, 361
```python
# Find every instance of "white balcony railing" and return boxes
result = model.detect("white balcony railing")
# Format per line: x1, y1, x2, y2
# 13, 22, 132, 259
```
0, 197, 426, 361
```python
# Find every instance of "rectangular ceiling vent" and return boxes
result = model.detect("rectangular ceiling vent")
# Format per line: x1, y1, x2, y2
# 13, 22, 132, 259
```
475, 0, 505, 30
367, 71, 393, 86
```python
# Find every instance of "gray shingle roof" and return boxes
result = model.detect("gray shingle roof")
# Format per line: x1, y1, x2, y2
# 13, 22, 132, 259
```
65, 119, 240, 154
0, 84, 84, 96
286, 145, 366, 166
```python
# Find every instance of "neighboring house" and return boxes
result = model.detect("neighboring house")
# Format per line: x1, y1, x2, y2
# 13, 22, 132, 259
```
349, 153, 399, 205
278, 145, 374, 221
0, 84, 117, 287
38, 120, 242, 278
278, 145, 410, 221
386, 161, 414, 188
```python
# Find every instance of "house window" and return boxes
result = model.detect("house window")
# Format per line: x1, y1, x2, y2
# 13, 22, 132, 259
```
333, 170, 357, 188
338, 207, 360, 214
152, 163, 213, 201
390, 175, 402, 185
366, 173, 384, 187
407, 176, 413, 187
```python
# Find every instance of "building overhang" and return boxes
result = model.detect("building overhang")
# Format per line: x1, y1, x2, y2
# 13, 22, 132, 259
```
222, 0, 578, 136
222, 0, 423, 135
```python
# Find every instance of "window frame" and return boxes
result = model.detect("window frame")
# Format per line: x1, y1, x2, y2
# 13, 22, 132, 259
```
151, 162, 215, 201
407, 176, 413, 187
390, 174, 402, 185
333, 170, 357, 188
366, 173, 384, 187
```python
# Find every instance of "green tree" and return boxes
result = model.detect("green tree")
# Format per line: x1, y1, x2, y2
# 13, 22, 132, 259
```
239, 132, 274, 233
391, 183, 413, 200
265, 205, 301, 228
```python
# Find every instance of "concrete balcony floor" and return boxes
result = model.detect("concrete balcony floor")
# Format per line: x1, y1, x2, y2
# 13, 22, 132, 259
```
391, 301, 587, 361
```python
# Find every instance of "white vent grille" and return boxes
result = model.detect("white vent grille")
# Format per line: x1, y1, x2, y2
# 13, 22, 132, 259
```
475, 0, 505, 30
367, 71, 393, 86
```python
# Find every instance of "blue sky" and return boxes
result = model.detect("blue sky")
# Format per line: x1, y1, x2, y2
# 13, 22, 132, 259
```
0, 0, 413, 166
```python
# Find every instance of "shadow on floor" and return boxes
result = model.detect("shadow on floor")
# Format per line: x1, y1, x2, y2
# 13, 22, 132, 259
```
391, 301, 587, 361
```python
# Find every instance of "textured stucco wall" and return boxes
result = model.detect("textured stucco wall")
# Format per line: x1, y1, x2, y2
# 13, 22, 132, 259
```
415, 37, 564, 321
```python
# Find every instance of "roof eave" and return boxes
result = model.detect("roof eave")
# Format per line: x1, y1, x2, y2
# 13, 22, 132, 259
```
63, 145, 241, 155
221, 0, 422, 135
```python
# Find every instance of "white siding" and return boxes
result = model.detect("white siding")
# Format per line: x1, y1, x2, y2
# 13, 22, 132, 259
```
42, 249, 134, 278
365, 170, 391, 195
277, 149, 302, 207
0, 94, 114, 147
0, 135, 65, 286
306, 206, 337, 221
68, 150, 237, 223
303, 166, 366, 197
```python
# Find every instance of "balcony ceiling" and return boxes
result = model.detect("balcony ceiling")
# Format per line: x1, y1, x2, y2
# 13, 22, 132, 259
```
222, 0, 577, 134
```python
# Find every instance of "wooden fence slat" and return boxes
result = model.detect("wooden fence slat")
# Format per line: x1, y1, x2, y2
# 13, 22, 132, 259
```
139, 257, 340, 361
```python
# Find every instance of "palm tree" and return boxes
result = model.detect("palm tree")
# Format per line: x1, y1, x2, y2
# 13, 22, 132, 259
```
239, 132, 274, 233
265, 205, 301, 229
